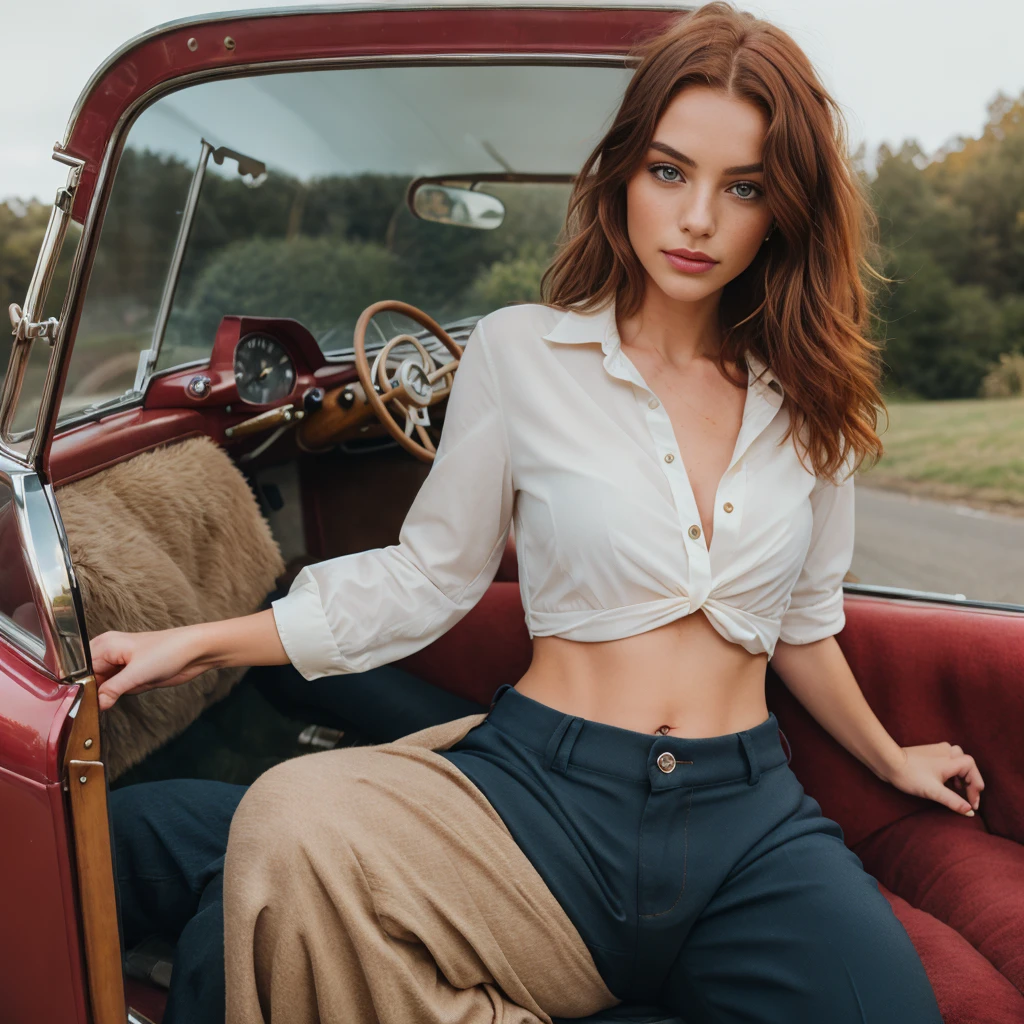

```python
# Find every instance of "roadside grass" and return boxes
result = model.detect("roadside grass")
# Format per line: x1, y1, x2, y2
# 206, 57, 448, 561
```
860, 394, 1024, 511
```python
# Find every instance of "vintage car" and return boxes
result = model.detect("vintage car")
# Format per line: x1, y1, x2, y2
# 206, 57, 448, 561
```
1, 2, 1023, 1022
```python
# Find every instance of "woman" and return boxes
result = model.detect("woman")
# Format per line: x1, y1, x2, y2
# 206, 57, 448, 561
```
96, 4, 983, 1022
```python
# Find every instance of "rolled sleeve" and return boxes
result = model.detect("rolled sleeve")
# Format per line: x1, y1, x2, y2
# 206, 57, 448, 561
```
776, 454, 856, 647
269, 317, 514, 680
270, 569, 342, 682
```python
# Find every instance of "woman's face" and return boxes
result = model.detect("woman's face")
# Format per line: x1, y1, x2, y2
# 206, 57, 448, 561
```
625, 85, 774, 305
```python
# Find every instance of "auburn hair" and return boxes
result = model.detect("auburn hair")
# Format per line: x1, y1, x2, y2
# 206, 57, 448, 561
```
540, 0, 886, 482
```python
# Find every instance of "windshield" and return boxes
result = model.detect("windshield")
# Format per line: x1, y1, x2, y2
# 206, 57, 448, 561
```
59, 62, 632, 423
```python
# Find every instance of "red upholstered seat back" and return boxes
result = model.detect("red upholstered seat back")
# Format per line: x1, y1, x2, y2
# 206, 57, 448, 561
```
398, 536, 1024, 851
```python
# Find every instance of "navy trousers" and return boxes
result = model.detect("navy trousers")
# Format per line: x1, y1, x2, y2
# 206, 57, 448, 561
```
111, 682, 944, 1024
111, 778, 247, 1024
438, 684, 944, 1023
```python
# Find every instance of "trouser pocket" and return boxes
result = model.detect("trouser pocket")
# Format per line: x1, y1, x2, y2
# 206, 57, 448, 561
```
637, 785, 693, 918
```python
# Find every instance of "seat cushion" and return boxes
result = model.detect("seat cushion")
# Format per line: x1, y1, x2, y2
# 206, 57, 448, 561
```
57, 436, 285, 779
857, 809, 1024, 997
879, 881, 1024, 1021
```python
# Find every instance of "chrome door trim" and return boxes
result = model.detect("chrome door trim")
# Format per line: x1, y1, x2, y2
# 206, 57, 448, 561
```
58, 0, 691, 149
0, 450, 89, 680
135, 139, 215, 392
0, 159, 83, 467
843, 581, 1024, 615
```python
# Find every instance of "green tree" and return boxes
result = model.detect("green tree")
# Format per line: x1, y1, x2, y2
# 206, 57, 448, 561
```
172, 236, 401, 344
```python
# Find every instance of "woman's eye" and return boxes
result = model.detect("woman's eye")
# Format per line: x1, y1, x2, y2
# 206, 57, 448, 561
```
729, 182, 763, 201
650, 163, 682, 183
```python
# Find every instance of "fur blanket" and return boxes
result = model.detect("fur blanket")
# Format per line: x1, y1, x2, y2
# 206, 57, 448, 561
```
56, 436, 285, 780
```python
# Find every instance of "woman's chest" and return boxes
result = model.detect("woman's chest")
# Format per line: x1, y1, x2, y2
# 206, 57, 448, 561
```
505, 365, 813, 577
648, 374, 748, 548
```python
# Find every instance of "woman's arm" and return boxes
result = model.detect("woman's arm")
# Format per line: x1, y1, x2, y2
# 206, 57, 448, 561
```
92, 609, 288, 710
771, 636, 984, 817
91, 315, 514, 707
771, 636, 904, 781
771, 454, 984, 817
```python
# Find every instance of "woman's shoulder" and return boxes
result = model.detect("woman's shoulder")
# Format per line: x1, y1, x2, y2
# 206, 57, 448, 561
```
475, 302, 566, 349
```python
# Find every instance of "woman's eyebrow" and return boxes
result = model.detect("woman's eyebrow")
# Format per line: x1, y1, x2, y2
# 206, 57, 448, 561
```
649, 140, 763, 175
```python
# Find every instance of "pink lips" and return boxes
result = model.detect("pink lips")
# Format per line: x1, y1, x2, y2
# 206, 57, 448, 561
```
663, 250, 718, 275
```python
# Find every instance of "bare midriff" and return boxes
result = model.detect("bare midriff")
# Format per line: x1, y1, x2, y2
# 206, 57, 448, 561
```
514, 608, 769, 739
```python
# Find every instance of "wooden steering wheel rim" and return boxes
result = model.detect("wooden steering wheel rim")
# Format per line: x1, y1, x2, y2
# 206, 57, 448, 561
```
353, 300, 463, 462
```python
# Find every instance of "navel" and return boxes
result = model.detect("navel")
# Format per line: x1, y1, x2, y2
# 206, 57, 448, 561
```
654, 724, 673, 736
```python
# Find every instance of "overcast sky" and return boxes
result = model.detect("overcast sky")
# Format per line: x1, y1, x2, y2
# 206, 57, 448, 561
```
2, 0, 1021, 202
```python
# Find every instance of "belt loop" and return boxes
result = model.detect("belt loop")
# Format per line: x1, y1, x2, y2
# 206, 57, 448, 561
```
489, 683, 513, 712
738, 731, 760, 786
544, 716, 584, 775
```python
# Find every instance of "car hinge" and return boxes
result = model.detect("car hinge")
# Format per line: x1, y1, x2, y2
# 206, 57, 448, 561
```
7, 183, 76, 347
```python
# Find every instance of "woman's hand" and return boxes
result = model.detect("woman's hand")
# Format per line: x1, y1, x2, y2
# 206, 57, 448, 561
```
90, 625, 214, 711
89, 610, 291, 711
883, 742, 984, 817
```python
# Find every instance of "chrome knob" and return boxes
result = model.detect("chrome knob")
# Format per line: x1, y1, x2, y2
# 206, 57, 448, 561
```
186, 374, 212, 399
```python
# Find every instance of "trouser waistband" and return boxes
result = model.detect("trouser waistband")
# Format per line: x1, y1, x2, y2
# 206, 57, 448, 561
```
485, 684, 790, 789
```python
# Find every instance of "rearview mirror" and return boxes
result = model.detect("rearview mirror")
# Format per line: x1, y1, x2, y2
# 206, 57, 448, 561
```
410, 184, 505, 230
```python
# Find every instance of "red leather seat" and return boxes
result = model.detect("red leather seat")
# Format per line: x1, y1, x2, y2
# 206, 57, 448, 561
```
398, 534, 1024, 1021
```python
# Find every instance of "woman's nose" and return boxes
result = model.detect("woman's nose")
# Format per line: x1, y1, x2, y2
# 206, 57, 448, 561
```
677, 188, 715, 238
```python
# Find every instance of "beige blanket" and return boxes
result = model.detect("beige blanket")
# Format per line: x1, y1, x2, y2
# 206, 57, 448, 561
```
224, 713, 619, 1024
56, 436, 285, 779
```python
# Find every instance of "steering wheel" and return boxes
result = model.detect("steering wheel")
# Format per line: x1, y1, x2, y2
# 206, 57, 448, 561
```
352, 300, 463, 463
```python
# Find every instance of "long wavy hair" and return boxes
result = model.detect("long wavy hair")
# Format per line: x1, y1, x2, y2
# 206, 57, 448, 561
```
540, 1, 886, 482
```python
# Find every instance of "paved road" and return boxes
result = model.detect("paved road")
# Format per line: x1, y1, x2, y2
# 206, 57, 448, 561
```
851, 486, 1024, 606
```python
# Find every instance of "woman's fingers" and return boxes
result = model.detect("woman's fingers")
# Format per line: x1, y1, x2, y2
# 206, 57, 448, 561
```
89, 626, 209, 710
90, 630, 161, 709
97, 665, 151, 710
945, 753, 984, 810
933, 753, 983, 813
904, 742, 985, 814
89, 631, 129, 684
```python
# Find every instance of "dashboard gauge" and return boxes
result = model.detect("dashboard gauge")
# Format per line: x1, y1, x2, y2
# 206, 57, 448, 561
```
234, 333, 296, 404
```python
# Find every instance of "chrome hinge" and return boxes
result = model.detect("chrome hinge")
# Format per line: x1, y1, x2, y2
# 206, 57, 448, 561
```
8, 184, 75, 347
8, 302, 59, 345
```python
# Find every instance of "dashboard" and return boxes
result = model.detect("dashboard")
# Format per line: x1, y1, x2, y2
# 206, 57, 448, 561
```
140, 313, 478, 455
145, 315, 356, 415
49, 311, 479, 486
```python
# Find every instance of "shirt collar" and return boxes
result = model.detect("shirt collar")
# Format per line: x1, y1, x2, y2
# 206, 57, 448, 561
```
542, 300, 784, 398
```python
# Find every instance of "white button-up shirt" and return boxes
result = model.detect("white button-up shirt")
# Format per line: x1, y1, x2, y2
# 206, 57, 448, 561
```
272, 300, 855, 680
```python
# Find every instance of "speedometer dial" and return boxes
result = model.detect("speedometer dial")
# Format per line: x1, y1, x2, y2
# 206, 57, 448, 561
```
234, 333, 296, 404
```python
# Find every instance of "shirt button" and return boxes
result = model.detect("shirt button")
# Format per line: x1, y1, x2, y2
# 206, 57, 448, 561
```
664, 453, 674, 463
648, 397, 660, 409
723, 502, 734, 513
688, 524, 701, 540
657, 751, 677, 773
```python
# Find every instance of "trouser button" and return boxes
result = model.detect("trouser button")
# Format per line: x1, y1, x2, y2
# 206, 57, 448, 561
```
656, 751, 677, 773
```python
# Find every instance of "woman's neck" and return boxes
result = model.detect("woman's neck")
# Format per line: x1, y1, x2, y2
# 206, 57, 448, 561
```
617, 285, 724, 370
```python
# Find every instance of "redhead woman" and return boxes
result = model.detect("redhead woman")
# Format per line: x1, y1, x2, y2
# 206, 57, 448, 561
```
95, 4, 982, 1022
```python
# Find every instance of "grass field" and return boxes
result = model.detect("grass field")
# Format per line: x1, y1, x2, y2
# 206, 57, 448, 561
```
860, 394, 1024, 512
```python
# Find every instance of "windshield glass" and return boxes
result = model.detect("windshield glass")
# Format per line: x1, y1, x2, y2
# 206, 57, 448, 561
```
59, 62, 632, 423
